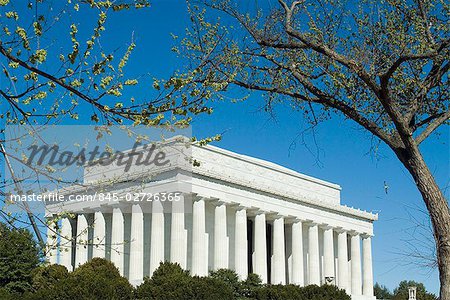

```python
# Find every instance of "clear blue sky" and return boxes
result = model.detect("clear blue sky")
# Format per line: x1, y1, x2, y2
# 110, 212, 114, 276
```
3, 0, 449, 294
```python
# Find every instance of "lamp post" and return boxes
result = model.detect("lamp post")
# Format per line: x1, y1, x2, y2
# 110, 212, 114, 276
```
408, 286, 417, 300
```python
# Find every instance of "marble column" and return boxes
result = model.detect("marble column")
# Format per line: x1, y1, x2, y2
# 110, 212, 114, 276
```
111, 207, 124, 275
150, 199, 164, 275
75, 214, 89, 267
45, 213, 58, 264
253, 212, 267, 283
129, 204, 144, 282
92, 211, 106, 258
308, 223, 320, 285
291, 220, 304, 286
272, 216, 286, 284
192, 198, 207, 276
351, 233, 362, 295
323, 226, 335, 284
337, 229, 350, 294
362, 235, 374, 297
234, 207, 248, 280
60, 217, 73, 271
171, 196, 187, 269
214, 203, 229, 270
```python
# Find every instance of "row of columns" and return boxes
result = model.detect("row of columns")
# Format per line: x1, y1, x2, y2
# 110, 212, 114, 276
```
46, 197, 374, 297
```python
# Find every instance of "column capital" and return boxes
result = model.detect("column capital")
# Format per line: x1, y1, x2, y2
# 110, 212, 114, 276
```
361, 233, 373, 239
207, 197, 227, 207
263, 211, 277, 221
273, 214, 285, 220
348, 230, 361, 237
283, 215, 300, 224
291, 218, 303, 224
335, 227, 351, 234
229, 203, 248, 211
202, 196, 217, 203
246, 207, 264, 217
319, 224, 334, 230
266, 212, 284, 221
253, 209, 268, 215
192, 194, 206, 202
304, 220, 319, 227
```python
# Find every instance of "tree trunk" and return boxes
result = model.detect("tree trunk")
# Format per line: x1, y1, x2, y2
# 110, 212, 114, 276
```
395, 145, 450, 300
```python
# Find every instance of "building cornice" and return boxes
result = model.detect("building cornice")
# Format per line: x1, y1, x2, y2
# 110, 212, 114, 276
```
49, 164, 378, 222
191, 166, 378, 222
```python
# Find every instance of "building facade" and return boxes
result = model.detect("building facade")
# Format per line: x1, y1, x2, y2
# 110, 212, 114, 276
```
45, 138, 377, 300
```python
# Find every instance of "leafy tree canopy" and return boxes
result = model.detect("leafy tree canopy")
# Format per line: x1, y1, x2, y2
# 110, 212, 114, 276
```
374, 282, 393, 299
0, 0, 215, 130
0, 222, 40, 294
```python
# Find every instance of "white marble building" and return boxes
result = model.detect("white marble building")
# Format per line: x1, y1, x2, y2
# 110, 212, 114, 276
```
45, 137, 377, 300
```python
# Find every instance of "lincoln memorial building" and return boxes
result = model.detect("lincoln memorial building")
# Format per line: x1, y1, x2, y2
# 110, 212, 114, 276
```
45, 137, 377, 300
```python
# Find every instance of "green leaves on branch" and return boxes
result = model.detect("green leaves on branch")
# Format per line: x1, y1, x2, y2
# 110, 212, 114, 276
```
15, 27, 30, 50
29, 50, 47, 64
118, 43, 136, 72
86, 0, 150, 10
0, 0, 211, 131
67, 24, 80, 64
32, 22, 42, 36
5, 11, 18, 20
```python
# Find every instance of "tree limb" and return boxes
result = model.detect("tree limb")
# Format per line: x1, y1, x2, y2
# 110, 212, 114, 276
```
0, 42, 110, 117
415, 110, 450, 144
231, 76, 394, 147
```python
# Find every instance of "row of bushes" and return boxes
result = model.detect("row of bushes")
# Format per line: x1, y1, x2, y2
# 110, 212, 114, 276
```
135, 261, 350, 300
0, 258, 351, 300
0, 222, 350, 300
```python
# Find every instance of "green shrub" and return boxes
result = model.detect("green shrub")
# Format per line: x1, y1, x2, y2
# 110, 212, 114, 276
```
26, 258, 133, 300
135, 261, 192, 300
300, 284, 350, 300
31, 264, 68, 291
136, 263, 234, 300
209, 268, 241, 297
65, 258, 133, 299
0, 223, 40, 294
190, 276, 234, 300
255, 284, 350, 300
255, 284, 303, 300
240, 273, 263, 298
0, 287, 17, 300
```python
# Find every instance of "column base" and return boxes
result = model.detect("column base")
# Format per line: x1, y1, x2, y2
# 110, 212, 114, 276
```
351, 295, 376, 300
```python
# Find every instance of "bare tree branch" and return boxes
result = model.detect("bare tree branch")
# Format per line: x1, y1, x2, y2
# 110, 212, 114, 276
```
416, 110, 450, 144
